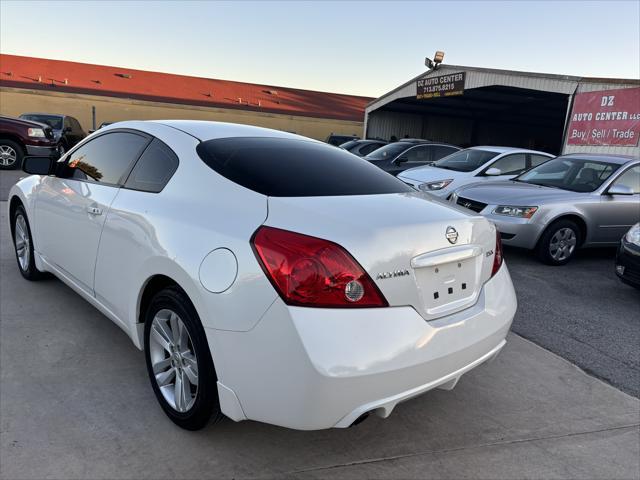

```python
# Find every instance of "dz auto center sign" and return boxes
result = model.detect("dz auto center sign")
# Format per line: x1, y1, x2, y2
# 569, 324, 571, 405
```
417, 72, 466, 99
567, 87, 640, 146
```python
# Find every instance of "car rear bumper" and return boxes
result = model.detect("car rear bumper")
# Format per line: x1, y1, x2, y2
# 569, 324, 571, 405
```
206, 263, 517, 430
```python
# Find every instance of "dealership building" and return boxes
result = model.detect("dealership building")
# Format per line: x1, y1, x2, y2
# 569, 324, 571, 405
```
365, 64, 640, 156
0, 54, 371, 141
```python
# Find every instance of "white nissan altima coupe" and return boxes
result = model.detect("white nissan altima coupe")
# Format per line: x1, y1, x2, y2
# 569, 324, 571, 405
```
9, 120, 517, 431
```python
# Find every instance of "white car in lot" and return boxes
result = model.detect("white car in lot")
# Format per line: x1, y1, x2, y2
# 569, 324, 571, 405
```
8, 121, 516, 431
398, 146, 554, 197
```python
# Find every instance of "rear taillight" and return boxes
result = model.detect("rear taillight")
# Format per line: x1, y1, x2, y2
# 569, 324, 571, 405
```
491, 229, 503, 277
251, 226, 388, 308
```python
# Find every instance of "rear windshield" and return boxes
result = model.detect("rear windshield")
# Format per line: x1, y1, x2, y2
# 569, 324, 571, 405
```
196, 137, 413, 197
339, 140, 359, 150
20, 114, 63, 130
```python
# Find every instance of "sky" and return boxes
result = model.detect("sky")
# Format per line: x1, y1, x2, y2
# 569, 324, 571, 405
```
1, 1, 638, 98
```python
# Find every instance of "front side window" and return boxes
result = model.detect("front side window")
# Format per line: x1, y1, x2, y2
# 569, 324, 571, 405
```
489, 154, 527, 175
365, 142, 411, 161
516, 157, 621, 192
124, 139, 179, 193
434, 149, 500, 172
404, 145, 433, 163
67, 131, 149, 184
531, 154, 552, 168
433, 146, 459, 160
612, 165, 640, 194
196, 137, 413, 197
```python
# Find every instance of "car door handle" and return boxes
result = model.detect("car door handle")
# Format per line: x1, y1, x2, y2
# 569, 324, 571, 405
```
87, 206, 103, 215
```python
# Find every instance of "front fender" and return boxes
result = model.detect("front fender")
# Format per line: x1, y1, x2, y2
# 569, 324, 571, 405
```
8, 175, 42, 244
533, 206, 590, 244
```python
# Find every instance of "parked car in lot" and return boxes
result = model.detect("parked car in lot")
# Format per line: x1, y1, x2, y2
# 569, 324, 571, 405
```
616, 223, 640, 289
0, 116, 59, 169
339, 139, 387, 157
398, 147, 553, 197
88, 122, 114, 134
326, 133, 359, 146
450, 154, 640, 265
9, 120, 516, 431
19, 113, 86, 154
364, 139, 461, 176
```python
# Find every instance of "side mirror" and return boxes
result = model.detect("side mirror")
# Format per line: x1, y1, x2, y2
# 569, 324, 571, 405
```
22, 156, 55, 175
64, 126, 72, 133
607, 184, 634, 196
395, 156, 408, 164
485, 167, 502, 176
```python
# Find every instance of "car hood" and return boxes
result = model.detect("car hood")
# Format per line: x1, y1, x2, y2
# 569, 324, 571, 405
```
455, 181, 581, 205
399, 166, 471, 183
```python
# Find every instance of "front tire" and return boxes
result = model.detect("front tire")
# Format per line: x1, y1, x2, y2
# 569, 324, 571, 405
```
12, 205, 45, 280
144, 286, 223, 430
0, 139, 24, 170
536, 219, 581, 265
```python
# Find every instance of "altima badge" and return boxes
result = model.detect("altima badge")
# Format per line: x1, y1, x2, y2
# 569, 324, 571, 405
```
446, 226, 459, 244
376, 270, 410, 280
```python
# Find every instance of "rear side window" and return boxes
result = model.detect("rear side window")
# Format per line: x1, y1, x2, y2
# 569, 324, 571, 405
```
68, 131, 149, 184
196, 137, 413, 197
125, 139, 179, 193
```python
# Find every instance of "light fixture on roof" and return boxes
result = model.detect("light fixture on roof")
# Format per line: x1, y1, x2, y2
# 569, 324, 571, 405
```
115, 73, 132, 79
425, 51, 445, 70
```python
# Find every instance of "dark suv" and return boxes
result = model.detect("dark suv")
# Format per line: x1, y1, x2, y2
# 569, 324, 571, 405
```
19, 113, 86, 154
364, 139, 461, 176
0, 116, 59, 169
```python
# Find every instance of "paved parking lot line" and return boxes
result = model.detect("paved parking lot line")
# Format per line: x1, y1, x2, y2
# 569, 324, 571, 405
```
1, 200, 639, 479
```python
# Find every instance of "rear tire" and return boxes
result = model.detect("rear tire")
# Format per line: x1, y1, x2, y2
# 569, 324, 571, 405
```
144, 286, 223, 430
12, 205, 46, 280
536, 219, 581, 265
0, 139, 24, 170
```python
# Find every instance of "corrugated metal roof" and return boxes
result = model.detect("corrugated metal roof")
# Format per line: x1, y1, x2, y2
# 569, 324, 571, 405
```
368, 64, 639, 110
0, 54, 372, 122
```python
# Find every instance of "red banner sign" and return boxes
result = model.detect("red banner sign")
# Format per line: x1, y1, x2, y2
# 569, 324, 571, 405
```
567, 87, 640, 146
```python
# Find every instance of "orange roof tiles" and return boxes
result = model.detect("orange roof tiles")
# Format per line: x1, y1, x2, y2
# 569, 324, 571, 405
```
0, 54, 371, 122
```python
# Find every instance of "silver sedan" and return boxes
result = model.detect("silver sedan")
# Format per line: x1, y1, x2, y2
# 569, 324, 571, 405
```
450, 154, 640, 265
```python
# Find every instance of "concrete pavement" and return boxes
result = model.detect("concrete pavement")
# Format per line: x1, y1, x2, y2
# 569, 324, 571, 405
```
1, 201, 639, 479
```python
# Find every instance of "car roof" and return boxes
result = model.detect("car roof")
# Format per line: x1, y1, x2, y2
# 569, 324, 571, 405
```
559, 153, 637, 164
394, 139, 459, 147
20, 112, 65, 118
135, 120, 316, 142
467, 146, 552, 155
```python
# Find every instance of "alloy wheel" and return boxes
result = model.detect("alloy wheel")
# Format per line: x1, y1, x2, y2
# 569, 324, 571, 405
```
549, 227, 576, 262
149, 309, 199, 413
14, 214, 30, 272
0, 145, 17, 167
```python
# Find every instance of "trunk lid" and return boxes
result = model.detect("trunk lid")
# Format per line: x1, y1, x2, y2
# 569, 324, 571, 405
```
265, 192, 497, 321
